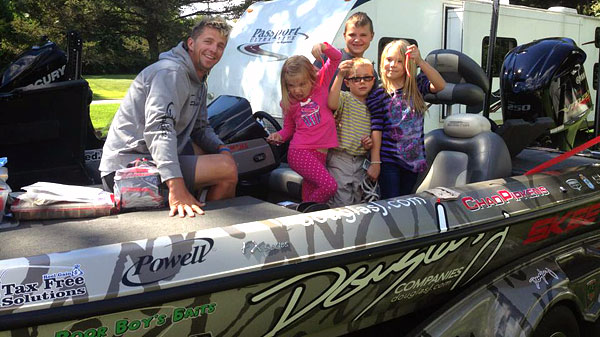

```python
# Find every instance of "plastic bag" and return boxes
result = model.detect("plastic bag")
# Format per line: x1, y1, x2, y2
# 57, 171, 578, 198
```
114, 158, 165, 210
0, 157, 11, 219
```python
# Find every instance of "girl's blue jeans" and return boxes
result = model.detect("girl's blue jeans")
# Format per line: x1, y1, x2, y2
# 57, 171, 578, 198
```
379, 162, 418, 199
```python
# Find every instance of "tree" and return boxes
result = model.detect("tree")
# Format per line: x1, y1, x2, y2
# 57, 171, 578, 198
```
1, 0, 261, 73
510, 0, 598, 15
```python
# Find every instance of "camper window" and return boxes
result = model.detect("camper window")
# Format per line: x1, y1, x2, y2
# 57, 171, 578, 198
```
481, 36, 517, 77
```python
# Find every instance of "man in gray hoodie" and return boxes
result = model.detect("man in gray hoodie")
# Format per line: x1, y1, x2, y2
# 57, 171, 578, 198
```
99, 17, 237, 218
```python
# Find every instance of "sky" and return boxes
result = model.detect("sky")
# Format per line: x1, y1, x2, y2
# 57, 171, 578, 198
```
181, 0, 246, 16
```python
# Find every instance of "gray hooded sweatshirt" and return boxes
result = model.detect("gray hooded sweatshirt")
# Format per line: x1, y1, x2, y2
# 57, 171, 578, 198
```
99, 42, 224, 182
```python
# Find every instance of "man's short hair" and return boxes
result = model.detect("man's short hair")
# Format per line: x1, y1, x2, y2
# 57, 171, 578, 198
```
190, 16, 232, 40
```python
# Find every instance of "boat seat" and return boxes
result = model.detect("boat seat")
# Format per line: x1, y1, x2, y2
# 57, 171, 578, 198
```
423, 49, 489, 112
263, 163, 303, 202
416, 114, 511, 193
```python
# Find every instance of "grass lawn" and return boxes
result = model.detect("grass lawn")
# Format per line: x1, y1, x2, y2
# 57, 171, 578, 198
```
86, 74, 134, 134
85, 74, 135, 100
90, 103, 120, 137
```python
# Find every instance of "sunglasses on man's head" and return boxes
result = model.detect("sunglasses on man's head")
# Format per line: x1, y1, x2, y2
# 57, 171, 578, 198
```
346, 76, 375, 83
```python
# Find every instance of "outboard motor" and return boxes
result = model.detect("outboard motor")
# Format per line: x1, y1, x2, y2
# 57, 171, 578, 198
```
500, 37, 592, 154
0, 33, 99, 190
0, 38, 68, 93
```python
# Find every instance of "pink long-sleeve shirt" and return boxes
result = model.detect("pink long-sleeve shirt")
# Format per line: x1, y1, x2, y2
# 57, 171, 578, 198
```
278, 46, 341, 150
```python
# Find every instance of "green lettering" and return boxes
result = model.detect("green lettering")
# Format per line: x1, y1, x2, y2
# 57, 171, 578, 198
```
172, 307, 185, 322
156, 314, 167, 326
207, 303, 217, 314
55, 331, 71, 337
83, 328, 98, 337
141, 316, 154, 328
184, 307, 196, 319
114, 319, 129, 335
97, 327, 108, 337
129, 320, 141, 331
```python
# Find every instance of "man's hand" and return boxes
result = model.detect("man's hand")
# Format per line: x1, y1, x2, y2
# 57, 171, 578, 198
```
166, 178, 205, 217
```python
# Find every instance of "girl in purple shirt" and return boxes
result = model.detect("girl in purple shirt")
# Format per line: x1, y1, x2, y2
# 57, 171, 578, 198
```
267, 43, 342, 203
366, 40, 446, 199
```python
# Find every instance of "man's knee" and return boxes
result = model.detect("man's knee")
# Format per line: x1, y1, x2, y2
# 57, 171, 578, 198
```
221, 154, 238, 182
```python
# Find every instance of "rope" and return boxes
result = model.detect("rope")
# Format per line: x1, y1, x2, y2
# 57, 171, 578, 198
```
525, 135, 600, 176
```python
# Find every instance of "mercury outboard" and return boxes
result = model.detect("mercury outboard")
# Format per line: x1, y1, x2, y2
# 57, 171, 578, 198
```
499, 37, 592, 156
0, 32, 98, 189
0, 38, 68, 93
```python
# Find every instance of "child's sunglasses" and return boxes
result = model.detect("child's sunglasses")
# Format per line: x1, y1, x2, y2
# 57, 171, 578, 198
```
346, 76, 375, 83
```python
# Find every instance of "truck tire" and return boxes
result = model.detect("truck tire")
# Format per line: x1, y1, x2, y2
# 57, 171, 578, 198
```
532, 305, 580, 337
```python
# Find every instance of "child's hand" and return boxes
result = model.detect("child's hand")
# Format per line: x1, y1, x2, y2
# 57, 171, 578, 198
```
338, 60, 353, 78
311, 42, 329, 64
361, 135, 373, 150
406, 44, 424, 66
367, 163, 380, 181
267, 132, 283, 145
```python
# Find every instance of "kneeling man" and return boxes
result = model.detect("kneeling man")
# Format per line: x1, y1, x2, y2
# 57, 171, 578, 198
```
100, 17, 238, 217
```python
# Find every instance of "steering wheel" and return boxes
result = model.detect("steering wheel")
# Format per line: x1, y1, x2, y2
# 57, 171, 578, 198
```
253, 111, 288, 163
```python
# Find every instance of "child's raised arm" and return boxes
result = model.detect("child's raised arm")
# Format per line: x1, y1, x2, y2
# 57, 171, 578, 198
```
406, 45, 446, 93
328, 60, 354, 110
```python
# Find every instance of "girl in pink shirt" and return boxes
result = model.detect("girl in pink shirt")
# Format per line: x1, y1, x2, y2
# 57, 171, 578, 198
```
267, 43, 341, 203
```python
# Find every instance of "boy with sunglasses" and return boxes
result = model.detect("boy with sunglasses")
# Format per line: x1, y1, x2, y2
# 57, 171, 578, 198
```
326, 58, 377, 207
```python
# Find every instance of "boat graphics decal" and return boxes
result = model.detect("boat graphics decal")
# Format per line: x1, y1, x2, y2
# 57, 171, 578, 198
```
580, 174, 595, 189
528, 267, 559, 289
53, 302, 217, 337
523, 202, 600, 244
241, 240, 290, 256
461, 186, 549, 211
121, 238, 214, 286
249, 226, 508, 337
1, 264, 87, 308
566, 178, 583, 191
2, 166, 600, 336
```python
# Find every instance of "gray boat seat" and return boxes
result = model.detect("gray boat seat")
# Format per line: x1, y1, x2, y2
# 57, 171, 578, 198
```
423, 49, 489, 111
265, 163, 303, 202
416, 114, 511, 193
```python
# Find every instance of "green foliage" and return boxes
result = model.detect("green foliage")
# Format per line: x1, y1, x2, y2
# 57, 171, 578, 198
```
510, 0, 599, 15
0, 0, 259, 74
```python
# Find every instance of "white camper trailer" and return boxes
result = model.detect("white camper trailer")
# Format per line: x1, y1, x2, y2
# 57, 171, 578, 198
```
208, 0, 599, 134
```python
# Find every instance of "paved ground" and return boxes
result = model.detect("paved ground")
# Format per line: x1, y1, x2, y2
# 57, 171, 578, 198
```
91, 99, 122, 105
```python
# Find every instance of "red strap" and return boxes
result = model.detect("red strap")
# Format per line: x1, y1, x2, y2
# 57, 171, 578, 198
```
524, 135, 600, 175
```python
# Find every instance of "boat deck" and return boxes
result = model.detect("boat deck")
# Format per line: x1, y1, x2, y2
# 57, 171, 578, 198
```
2, 147, 599, 262
0, 196, 299, 260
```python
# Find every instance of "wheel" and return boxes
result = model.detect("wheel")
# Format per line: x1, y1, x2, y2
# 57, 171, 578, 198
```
532, 305, 580, 337
253, 110, 281, 135
253, 111, 288, 162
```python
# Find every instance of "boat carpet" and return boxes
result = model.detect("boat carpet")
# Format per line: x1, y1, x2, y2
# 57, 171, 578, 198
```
0, 196, 299, 260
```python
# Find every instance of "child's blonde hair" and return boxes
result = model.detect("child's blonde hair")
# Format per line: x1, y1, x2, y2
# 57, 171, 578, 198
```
280, 55, 317, 112
380, 39, 426, 114
349, 57, 374, 76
